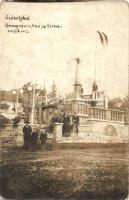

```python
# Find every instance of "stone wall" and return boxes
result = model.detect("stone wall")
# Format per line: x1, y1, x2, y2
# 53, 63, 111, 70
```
0, 120, 128, 147
0, 123, 46, 147
54, 120, 128, 144
0, 124, 24, 147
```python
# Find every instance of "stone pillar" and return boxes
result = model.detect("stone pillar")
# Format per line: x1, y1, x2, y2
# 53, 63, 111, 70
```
53, 123, 63, 143
14, 123, 24, 147
122, 112, 125, 123
106, 110, 111, 121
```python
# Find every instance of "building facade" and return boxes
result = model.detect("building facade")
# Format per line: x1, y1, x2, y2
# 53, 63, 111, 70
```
32, 61, 128, 143
0, 89, 23, 120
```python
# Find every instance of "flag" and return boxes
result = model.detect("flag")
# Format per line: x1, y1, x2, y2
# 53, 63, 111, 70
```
97, 31, 108, 48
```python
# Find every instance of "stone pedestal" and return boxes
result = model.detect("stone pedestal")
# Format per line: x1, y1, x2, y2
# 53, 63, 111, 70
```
53, 123, 63, 143
14, 123, 24, 147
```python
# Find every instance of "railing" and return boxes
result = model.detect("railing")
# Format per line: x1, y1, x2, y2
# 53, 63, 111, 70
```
89, 107, 126, 123
64, 103, 89, 115
64, 103, 126, 123
89, 108, 106, 120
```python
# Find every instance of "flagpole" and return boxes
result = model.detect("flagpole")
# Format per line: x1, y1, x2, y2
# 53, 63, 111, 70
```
94, 35, 97, 82
94, 1, 99, 82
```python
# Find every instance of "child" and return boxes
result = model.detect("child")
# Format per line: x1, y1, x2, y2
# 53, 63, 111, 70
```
40, 127, 47, 145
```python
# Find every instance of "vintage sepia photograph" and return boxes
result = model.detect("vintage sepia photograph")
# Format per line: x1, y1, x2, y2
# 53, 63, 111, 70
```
0, 1, 128, 199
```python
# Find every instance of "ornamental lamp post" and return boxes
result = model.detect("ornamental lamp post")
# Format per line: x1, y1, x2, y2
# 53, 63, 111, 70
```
27, 85, 36, 125
12, 88, 23, 116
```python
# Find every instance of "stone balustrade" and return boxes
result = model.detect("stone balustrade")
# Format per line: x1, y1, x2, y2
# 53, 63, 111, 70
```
89, 108, 126, 123
64, 103, 126, 123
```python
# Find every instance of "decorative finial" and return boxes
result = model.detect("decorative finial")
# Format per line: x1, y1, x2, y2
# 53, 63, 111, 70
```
92, 81, 98, 91
75, 57, 81, 64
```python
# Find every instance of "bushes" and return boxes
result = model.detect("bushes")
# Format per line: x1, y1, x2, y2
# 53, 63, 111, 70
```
0, 115, 10, 129
12, 116, 21, 128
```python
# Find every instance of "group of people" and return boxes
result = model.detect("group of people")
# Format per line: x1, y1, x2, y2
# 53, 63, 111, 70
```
47, 112, 79, 137
62, 113, 79, 136
23, 112, 79, 150
23, 123, 47, 151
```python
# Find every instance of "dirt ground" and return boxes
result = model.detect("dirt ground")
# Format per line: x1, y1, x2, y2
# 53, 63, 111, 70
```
0, 144, 128, 200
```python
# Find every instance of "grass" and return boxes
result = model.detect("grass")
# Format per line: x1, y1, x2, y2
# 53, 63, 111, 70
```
0, 144, 128, 200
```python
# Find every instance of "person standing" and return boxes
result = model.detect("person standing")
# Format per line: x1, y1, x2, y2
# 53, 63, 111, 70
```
72, 114, 79, 135
31, 128, 39, 151
40, 127, 47, 145
62, 113, 71, 137
23, 122, 32, 150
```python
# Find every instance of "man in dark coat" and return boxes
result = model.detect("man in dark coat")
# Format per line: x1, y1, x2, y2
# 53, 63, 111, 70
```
72, 115, 79, 134
31, 128, 39, 151
23, 122, 32, 150
62, 113, 71, 137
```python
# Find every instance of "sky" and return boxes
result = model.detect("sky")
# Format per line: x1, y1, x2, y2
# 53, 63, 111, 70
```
0, 1, 128, 98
